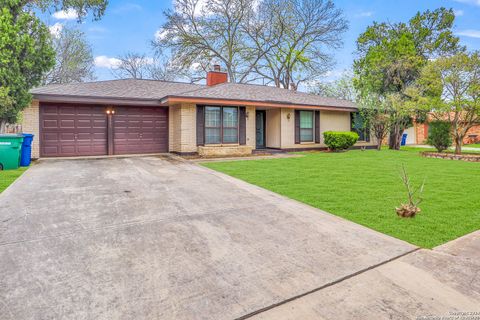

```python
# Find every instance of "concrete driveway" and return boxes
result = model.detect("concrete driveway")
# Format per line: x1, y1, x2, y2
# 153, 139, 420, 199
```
0, 155, 417, 319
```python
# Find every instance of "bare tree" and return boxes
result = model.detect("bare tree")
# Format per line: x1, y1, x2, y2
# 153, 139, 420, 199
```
153, 0, 273, 83
154, 0, 346, 87
112, 52, 151, 79
43, 26, 95, 84
308, 71, 357, 101
253, 0, 348, 89
146, 55, 195, 82
396, 164, 425, 218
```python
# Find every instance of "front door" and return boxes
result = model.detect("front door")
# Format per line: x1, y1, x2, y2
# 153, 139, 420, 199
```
256, 110, 266, 149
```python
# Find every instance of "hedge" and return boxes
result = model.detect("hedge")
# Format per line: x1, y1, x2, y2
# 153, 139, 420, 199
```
323, 131, 359, 151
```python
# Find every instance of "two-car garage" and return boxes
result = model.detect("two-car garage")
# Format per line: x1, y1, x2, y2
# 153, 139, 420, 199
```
40, 103, 168, 157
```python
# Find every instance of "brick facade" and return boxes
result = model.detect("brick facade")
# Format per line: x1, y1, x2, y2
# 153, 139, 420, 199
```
168, 103, 197, 154
415, 122, 480, 144
19, 100, 376, 158
20, 100, 40, 159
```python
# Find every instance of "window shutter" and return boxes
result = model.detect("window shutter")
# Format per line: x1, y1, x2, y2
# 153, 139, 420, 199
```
315, 110, 320, 143
239, 107, 246, 145
294, 110, 300, 144
196, 105, 205, 146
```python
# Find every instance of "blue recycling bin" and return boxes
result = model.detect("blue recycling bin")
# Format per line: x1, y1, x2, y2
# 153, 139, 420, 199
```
20, 133, 34, 167
401, 133, 408, 146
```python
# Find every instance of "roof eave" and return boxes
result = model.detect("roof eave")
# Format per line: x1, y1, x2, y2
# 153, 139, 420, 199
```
161, 96, 358, 112
32, 94, 163, 106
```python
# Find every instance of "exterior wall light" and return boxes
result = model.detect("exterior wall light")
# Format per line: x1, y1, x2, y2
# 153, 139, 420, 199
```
286, 112, 291, 120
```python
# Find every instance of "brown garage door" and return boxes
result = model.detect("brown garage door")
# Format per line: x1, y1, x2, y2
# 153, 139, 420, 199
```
113, 106, 168, 154
40, 104, 108, 157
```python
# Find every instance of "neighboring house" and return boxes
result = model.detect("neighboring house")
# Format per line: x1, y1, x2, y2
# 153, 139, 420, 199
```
410, 121, 480, 145
22, 66, 376, 158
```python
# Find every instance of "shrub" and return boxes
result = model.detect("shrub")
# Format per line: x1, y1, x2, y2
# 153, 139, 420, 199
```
427, 121, 452, 152
323, 131, 359, 151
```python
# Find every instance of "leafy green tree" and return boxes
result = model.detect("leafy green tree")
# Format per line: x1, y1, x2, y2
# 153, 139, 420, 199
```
411, 52, 480, 154
0, 0, 108, 132
354, 8, 463, 150
0, 0, 55, 131
357, 93, 392, 151
26, 0, 108, 21
426, 121, 452, 153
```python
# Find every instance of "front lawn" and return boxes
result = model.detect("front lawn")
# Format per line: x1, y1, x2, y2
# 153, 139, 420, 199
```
202, 149, 480, 248
0, 168, 27, 193
467, 143, 480, 148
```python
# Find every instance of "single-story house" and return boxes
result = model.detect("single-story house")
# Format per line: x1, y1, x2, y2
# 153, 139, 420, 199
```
412, 121, 480, 145
22, 66, 376, 158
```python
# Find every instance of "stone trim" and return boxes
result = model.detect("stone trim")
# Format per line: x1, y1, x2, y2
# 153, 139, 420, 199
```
422, 152, 480, 162
198, 145, 253, 157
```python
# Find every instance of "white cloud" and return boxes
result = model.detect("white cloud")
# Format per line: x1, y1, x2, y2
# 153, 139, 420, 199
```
454, 0, 480, 6
94, 56, 122, 68
454, 9, 464, 16
52, 8, 79, 20
355, 11, 374, 18
456, 29, 480, 38
49, 22, 63, 37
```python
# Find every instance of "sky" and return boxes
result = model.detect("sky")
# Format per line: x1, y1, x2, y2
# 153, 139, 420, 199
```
40, 0, 480, 83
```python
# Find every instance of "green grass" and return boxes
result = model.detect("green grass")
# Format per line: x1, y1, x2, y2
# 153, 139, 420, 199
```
466, 143, 480, 148
202, 149, 480, 248
0, 167, 27, 193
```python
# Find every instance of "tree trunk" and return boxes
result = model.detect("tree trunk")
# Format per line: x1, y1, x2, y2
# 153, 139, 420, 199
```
454, 136, 463, 155
389, 129, 402, 150
376, 132, 384, 151
0, 120, 7, 134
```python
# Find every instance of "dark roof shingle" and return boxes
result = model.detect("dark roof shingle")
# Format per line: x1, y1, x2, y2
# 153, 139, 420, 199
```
31, 79, 356, 109
30, 79, 204, 101
172, 82, 356, 109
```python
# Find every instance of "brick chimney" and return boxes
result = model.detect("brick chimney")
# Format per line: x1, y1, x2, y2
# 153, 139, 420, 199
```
207, 64, 228, 86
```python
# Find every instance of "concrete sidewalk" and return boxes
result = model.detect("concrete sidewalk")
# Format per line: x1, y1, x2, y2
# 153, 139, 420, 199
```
252, 231, 480, 320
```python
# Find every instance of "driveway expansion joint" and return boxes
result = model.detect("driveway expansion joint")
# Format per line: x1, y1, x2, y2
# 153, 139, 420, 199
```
235, 247, 421, 320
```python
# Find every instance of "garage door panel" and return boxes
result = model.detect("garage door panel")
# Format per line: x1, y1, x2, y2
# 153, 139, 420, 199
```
93, 119, 107, 128
59, 133, 75, 141
60, 119, 75, 128
41, 104, 168, 157
76, 119, 93, 128
59, 106, 76, 115
41, 104, 107, 157
113, 107, 168, 154
42, 120, 59, 129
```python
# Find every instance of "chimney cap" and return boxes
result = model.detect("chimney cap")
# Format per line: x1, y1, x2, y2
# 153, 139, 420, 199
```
213, 64, 221, 72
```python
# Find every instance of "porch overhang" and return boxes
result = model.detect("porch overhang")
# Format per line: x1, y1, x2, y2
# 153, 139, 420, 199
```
161, 96, 358, 112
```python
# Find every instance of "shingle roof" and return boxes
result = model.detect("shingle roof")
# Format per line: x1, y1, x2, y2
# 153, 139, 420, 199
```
31, 79, 356, 109
172, 82, 356, 109
30, 79, 204, 100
